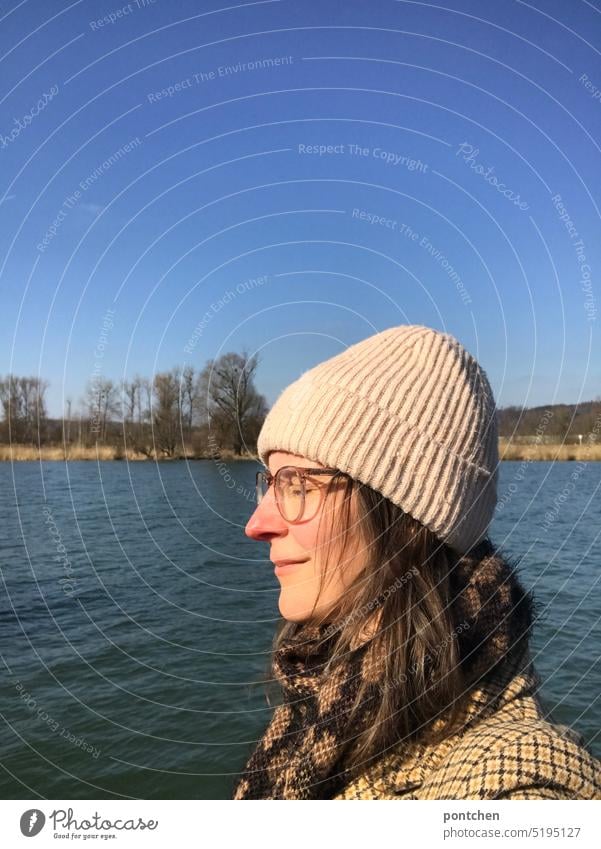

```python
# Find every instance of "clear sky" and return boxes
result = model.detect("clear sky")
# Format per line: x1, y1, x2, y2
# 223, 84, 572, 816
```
1, 0, 600, 418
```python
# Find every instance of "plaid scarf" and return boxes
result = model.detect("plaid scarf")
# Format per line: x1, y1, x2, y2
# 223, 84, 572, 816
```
232, 550, 533, 800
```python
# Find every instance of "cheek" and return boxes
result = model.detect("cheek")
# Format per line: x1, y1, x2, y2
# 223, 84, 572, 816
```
287, 513, 323, 551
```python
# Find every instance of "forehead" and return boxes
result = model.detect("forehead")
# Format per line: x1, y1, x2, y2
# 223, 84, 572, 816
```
266, 451, 326, 473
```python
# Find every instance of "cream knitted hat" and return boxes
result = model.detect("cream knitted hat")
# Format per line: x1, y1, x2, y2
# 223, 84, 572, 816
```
256, 324, 499, 554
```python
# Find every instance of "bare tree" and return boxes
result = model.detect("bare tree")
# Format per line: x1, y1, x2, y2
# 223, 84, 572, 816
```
180, 365, 197, 448
152, 368, 182, 457
120, 377, 139, 453
85, 377, 118, 443
138, 377, 152, 427
121, 378, 139, 425
0, 375, 48, 443
64, 397, 72, 444
127, 375, 154, 457
201, 351, 267, 455
0, 375, 22, 442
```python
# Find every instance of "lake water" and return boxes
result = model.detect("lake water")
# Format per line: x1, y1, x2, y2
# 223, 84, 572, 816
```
1, 460, 599, 799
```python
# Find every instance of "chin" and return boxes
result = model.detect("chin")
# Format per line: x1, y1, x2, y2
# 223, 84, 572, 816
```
278, 591, 317, 623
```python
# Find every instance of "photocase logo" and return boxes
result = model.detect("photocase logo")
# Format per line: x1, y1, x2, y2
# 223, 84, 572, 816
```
20, 809, 46, 837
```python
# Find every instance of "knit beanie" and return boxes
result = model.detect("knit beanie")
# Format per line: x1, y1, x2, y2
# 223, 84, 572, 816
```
256, 324, 499, 555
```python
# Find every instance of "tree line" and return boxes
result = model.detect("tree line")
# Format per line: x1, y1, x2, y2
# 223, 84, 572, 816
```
0, 351, 268, 458
2, 361, 600, 456
497, 400, 601, 443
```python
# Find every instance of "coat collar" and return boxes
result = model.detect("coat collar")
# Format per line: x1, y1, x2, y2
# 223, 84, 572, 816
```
363, 660, 542, 795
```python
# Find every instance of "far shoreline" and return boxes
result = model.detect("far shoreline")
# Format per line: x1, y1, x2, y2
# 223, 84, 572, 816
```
0, 444, 252, 462
1, 441, 600, 462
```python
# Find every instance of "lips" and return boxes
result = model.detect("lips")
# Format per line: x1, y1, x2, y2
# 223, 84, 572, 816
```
273, 559, 305, 566
272, 559, 309, 575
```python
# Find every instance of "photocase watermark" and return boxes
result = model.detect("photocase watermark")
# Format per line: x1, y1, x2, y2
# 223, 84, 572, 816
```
1, 84, 59, 150
89, 308, 116, 434
89, 0, 157, 30
20, 809, 46, 837
540, 412, 601, 533
207, 432, 256, 503
298, 142, 428, 172
42, 504, 76, 597
351, 208, 472, 305
12, 678, 101, 759
378, 620, 471, 692
551, 193, 596, 321
455, 142, 529, 211
80, 136, 142, 191
37, 137, 142, 253
183, 275, 270, 355
147, 55, 294, 102
496, 408, 554, 513
19, 807, 159, 838
351, 207, 396, 230
323, 566, 420, 638
349, 143, 428, 171
579, 72, 601, 104
49, 807, 158, 834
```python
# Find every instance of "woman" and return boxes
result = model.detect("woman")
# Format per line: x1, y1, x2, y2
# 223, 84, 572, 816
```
232, 324, 601, 800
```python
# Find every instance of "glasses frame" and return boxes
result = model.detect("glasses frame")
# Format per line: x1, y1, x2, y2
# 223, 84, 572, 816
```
255, 465, 342, 523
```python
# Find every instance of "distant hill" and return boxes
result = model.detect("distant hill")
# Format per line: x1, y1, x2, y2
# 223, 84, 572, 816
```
498, 399, 601, 442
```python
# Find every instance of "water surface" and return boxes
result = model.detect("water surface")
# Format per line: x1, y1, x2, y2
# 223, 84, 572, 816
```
1, 460, 599, 798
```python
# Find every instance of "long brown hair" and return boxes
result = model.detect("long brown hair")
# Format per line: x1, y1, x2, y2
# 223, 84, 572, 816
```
269, 470, 535, 777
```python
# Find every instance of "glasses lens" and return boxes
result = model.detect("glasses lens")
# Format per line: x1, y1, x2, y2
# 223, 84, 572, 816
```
256, 471, 269, 504
301, 474, 324, 521
276, 467, 304, 522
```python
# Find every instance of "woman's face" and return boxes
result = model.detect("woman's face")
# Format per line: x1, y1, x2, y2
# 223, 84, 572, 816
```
245, 450, 366, 622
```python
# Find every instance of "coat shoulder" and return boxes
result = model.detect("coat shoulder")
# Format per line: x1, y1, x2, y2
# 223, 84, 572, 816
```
419, 715, 601, 800
334, 716, 601, 800
333, 669, 601, 800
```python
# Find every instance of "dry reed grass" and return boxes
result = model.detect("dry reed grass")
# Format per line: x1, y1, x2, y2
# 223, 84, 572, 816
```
0, 444, 147, 461
499, 439, 601, 462
1, 442, 599, 462
0, 444, 252, 461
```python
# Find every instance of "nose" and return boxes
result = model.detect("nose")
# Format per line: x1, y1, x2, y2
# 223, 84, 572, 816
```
245, 488, 288, 541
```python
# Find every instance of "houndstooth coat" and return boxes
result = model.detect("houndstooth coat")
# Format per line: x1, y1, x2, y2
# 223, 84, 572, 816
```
333, 665, 601, 800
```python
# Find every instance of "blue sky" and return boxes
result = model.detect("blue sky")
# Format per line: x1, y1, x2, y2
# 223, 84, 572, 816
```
1, 0, 600, 418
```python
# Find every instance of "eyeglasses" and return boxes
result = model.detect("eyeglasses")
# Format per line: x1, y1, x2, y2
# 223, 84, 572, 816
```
255, 465, 343, 523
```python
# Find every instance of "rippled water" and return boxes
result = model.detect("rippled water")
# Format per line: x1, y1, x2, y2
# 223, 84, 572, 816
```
1, 460, 599, 798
